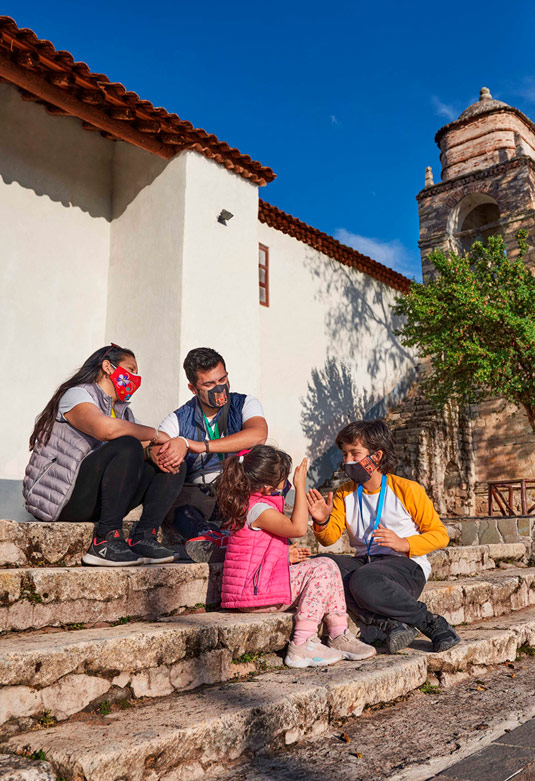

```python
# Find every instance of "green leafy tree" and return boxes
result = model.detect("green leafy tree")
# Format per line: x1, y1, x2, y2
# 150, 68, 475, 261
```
393, 232, 535, 431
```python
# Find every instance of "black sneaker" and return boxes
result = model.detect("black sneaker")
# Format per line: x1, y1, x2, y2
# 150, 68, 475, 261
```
128, 534, 176, 564
419, 613, 461, 652
82, 530, 143, 567
185, 530, 229, 563
383, 620, 419, 654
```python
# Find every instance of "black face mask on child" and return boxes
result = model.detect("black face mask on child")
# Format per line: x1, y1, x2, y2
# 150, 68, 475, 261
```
343, 451, 382, 485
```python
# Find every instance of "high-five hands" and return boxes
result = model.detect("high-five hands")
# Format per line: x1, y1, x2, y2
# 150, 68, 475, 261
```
293, 458, 308, 491
306, 488, 333, 524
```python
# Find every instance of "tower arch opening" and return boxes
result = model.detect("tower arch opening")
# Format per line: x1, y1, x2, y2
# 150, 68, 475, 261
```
448, 193, 500, 254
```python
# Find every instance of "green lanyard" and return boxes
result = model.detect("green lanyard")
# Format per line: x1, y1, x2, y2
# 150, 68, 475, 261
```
203, 413, 223, 461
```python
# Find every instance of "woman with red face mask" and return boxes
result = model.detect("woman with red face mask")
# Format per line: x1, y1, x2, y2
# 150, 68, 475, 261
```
24, 344, 186, 567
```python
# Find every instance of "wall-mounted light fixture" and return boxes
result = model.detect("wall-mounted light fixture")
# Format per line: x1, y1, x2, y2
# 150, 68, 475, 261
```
217, 209, 234, 226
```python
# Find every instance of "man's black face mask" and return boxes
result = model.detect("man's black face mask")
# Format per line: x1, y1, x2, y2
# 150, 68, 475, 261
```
343, 451, 382, 485
199, 382, 230, 409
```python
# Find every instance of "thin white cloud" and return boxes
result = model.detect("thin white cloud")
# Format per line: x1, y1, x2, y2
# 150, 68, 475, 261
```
330, 114, 340, 125
431, 95, 457, 121
514, 77, 535, 103
334, 228, 420, 279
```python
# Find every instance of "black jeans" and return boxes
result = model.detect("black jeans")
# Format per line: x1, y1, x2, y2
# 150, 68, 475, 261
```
320, 553, 429, 628
59, 436, 187, 538
172, 483, 222, 541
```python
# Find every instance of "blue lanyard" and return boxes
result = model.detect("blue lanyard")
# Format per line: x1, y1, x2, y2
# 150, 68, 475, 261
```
358, 474, 387, 557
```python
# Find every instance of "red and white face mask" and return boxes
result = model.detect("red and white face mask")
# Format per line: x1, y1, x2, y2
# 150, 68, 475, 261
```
109, 364, 141, 402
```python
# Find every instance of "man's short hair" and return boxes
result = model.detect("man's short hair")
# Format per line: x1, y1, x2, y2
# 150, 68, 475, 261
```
335, 419, 399, 474
183, 347, 226, 385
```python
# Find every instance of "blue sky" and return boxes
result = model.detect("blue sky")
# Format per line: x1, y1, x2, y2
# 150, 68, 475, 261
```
9, 0, 535, 279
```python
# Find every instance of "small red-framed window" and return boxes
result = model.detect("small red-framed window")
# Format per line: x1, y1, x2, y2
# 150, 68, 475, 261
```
258, 244, 269, 307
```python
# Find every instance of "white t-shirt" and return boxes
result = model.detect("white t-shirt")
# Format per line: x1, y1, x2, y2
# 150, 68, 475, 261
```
246, 501, 273, 531
158, 395, 265, 484
158, 395, 264, 438
58, 388, 98, 421
57, 386, 137, 422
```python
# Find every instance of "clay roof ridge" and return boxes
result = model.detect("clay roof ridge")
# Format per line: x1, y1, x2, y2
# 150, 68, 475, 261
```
0, 15, 275, 186
259, 200, 411, 293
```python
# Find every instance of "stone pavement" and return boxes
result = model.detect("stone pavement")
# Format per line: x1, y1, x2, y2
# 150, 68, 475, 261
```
220, 655, 535, 781
432, 718, 535, 780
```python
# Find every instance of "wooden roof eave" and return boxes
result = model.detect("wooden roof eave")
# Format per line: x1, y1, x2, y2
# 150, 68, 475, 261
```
0, 49, 177, 159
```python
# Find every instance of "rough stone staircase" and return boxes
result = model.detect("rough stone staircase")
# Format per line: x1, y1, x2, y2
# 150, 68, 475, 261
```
1, 517, 535, 780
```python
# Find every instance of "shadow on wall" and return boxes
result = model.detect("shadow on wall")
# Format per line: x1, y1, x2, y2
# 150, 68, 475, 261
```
301, 359, 416, 485
300, 250, 416, 485
0, 83, 169, 220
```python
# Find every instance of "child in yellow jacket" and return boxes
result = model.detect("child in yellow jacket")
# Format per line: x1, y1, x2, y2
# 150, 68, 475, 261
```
307, 419, 460, 654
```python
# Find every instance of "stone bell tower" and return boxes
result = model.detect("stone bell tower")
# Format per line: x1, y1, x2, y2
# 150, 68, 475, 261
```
402, 88, 535, 516
417, 87, 535, 276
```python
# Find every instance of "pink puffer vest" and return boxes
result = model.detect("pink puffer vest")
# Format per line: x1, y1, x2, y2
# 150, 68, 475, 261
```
221, 493, 291, 609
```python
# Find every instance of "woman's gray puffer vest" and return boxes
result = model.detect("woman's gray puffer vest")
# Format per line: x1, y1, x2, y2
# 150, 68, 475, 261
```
23, 383, 135, 522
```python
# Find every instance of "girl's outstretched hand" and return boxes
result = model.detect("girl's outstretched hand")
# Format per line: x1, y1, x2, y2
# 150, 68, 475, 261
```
289, 542, 311, 563
306, 489, 333, 523
293, 458, 308, 492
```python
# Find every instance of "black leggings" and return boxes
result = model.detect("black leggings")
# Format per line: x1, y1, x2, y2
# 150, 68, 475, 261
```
59, 436, 186, 538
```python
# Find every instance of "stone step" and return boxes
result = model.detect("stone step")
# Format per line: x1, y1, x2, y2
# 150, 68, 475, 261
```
3, 594, 535, 734
0, 562, 223, 632
427, 542, 527, 580
1, 562, 535, 633
0, 612, 294, 730
2, 516, 530, 571
0, 519, 353, 568
0, 518, 185, 568
444, 515, 533, 553
4, 606, 535, 780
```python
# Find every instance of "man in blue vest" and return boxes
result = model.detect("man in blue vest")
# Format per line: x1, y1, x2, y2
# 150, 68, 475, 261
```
152, 347, 268, 561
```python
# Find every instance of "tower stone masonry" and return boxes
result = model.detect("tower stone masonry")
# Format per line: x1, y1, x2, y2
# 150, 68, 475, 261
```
418, 87, 535, 276
387, 89, 535, 517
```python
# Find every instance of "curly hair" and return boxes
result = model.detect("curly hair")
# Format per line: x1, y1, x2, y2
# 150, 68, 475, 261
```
335, 419, 399, 474
217, 445, 292, 530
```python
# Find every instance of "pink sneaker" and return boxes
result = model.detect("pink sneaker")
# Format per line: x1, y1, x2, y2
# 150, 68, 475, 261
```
284, 635, 343, 668
328, 629, 376, 661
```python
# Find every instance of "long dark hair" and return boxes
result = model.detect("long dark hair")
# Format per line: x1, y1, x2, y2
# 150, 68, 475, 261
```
217, 445, 292, 530
29, 344, 135, 450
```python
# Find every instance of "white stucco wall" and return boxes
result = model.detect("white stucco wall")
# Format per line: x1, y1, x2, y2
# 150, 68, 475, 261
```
107, 149, 260, 427
257, 223, 415, 483
107, 144, 187, 427
0, 77, 411, 497
0, 82, 113, 479
176, 152, 261, 404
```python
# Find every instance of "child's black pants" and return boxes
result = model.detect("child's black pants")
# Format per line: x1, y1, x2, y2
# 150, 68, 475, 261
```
319, 553, 429, 628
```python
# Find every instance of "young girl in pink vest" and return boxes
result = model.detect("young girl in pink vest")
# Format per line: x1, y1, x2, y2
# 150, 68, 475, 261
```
218, 445, 376, 668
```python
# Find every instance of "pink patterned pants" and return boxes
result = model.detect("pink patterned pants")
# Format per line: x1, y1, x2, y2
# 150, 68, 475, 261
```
288, 556, 347, 623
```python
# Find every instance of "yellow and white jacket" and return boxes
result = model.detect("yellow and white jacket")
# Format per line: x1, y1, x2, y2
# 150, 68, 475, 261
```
314, 474, 449, 580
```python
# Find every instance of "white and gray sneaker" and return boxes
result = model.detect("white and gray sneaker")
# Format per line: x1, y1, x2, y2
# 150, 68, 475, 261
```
284, 635, 343, 668
328, 629, 376, 660
82, 529, 143, 567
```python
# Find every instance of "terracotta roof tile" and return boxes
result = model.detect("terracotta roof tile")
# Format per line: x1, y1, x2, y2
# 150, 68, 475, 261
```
258, 200, 411, 292
0, 16, 275, 186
